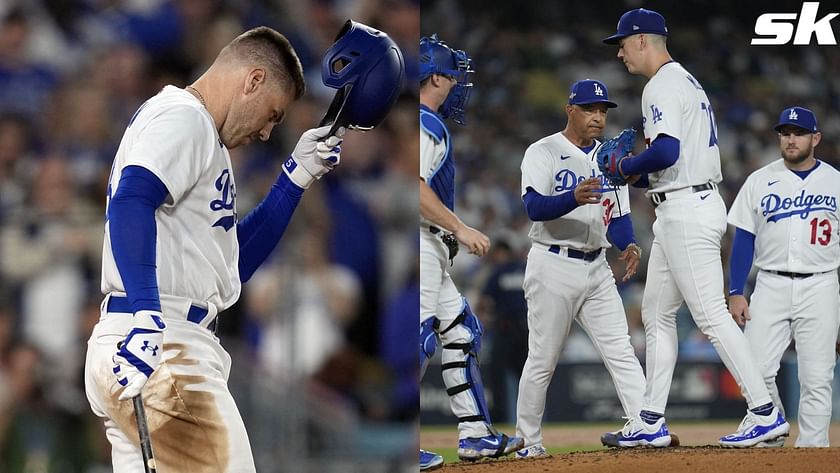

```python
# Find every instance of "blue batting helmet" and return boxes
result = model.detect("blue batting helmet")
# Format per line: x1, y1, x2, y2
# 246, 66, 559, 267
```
320, 20, 405, 132
420, 34, 473, 125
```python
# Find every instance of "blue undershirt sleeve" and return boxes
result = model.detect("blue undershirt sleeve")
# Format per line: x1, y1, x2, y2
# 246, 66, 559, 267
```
522, 188, 579, 221
606, 214, 636, 251
620, 135, 680, 176
728, 227, 756, 296
108, 165, 169, 313
237, 171, 305, 283
632, 174, 650, 188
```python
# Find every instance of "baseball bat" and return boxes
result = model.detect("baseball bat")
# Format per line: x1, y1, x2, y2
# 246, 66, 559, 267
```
133, 394, 158, 473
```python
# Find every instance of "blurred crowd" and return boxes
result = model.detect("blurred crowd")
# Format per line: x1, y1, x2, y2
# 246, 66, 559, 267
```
421, 0, 840, 412
0, 0, 419, 471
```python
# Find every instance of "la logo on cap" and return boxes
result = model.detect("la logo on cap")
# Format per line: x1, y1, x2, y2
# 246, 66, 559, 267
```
788, 109, 798, 120
594, 84, 604, 96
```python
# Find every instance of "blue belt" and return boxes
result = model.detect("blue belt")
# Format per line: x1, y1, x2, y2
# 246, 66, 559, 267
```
106, 295, 217, 332
548, 245, 602, 262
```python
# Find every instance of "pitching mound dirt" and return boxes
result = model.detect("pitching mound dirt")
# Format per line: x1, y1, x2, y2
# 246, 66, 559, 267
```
439, 446, 840, 472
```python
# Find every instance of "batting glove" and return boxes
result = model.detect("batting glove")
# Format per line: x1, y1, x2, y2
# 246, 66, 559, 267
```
284, 125, 346, 189
112, 310, 166, 401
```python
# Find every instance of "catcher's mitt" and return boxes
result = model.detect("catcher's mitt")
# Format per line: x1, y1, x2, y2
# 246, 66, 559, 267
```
596, 128, 636, 186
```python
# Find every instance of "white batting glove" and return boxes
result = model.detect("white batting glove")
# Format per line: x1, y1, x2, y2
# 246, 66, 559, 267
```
284, 125, 346, 189
112, 310, 166, 401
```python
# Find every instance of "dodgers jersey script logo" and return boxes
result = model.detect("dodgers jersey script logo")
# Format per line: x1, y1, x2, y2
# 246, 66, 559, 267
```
728, 159, 840, 274
210, 168, 237, 231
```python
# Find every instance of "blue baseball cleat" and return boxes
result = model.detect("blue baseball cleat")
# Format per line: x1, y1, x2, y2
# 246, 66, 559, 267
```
719, 407, 790, 448
605, 416, 672, 448
458, 433, 525, 461
420, 449, 443, 471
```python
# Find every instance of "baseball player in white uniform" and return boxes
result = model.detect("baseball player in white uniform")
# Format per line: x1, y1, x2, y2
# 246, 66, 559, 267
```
602, 8, 789, 448
419, 35, 523, 470
515, 79, 647, 457
728, 106, 840, 447
84, 28, 345, 472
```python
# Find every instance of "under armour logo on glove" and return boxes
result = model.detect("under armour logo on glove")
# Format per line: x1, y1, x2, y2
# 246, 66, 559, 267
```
112, 310, 166, 400
140, 340, 159, 357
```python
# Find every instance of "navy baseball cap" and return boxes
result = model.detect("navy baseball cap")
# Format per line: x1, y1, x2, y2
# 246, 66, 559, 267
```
568, 79, 617, 108
603, 8, 669, 44
774, 106, 818, 133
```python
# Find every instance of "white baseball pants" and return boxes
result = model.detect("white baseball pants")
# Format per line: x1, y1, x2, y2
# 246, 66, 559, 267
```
516, 245, 645, 446
85, 297, 256, 472
746, 270, 840, 447
641, 190, 772, 414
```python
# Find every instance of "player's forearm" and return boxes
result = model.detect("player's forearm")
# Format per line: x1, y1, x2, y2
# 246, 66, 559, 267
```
620, 135, 679, 175
420, 179, 464, 232
522, 188, 578, 221
728, 227, 756, 296
108, 166, 169, 313
607, 213, 636, 250
237, 172, 304, 283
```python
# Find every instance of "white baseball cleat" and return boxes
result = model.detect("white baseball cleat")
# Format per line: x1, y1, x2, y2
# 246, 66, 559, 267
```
515, 444, 549, 459
719, 407, 790, 448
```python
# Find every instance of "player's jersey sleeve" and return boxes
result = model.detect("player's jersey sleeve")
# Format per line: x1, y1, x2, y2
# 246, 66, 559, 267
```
419, 131, 441, 181
642, 76, 685, 143
521, 142, 555, 197
727, 175, 757, 233
125, 105, 214, 205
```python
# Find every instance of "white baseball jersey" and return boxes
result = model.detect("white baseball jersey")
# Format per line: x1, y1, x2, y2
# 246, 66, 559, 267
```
88, 85, 256, 472
520, 131, 630, 250
637, 63, 774, 420
516, 131, 645, 446
642, 62, 722, 193
728, 159, 840, 447
101, 85, 241, 314
728, 159, 840, 273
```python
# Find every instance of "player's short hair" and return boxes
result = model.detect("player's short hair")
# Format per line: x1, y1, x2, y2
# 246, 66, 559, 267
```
222, 27, 306, 100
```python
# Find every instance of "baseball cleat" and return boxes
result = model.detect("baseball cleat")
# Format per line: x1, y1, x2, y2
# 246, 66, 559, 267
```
607, 416, 672, 448
601, 430, 678, 447
515, 443, 549, 459
420, 449, 443, 471
756, 435, 787, 448
457, 433, 525, 461
719, 407, 790, 448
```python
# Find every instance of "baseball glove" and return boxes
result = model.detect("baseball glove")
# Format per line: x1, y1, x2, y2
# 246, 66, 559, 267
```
596, 128, 636, 186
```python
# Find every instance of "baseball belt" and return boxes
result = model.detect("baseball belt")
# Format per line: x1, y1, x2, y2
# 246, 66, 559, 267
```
765, 270, 814, 279
649, 182, 716, 207
548, 245, 602, 262
106, 295, 218, 333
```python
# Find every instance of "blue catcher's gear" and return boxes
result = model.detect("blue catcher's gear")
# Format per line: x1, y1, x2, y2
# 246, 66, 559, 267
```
439, 301, 492, 426
419, 34, 473, 125
321, 20, 405, 133
420, 317, 439, 378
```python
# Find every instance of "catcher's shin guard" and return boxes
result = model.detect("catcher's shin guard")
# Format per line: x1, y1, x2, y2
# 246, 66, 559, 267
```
439, 302, 492, 427
420, 317, 439, 378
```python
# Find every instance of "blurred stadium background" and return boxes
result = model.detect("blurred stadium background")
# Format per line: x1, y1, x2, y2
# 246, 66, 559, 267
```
0, 1, 418, 472
421, 0, 840, 440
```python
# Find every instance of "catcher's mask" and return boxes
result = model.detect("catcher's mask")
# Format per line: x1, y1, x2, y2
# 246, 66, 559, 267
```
420, 34, 473, 125
320, 20, 405, 133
